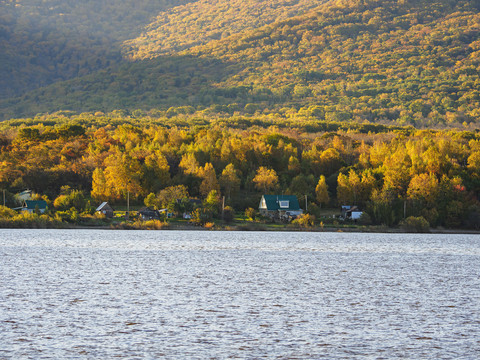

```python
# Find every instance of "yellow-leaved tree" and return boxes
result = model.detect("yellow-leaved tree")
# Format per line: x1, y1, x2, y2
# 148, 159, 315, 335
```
315, 175, 329, 208
253, 166, 278, 193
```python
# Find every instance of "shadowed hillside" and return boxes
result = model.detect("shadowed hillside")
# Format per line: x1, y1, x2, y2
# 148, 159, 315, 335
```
0, 0, 193, 98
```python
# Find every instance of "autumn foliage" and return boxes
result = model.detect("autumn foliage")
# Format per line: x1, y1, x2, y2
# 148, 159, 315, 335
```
0, 113, 479, 229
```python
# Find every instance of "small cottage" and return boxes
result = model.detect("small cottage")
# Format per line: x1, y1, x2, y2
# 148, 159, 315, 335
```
96, 202, 114, 218
341, 205, 363, 220
259, 195, 303, 220
158, 208, 175, 218
138, 207, 160, 220
22, 200, 47, 214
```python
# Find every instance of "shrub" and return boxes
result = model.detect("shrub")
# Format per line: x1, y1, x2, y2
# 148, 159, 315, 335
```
191, 208, 213, 225
203, 222, 215, 229
132, 220, 169, 230
400, 216, 430, 233
0, 212, 64, 229
223, 206, 235, 223
291, 214, 315, 227
245, 207, 256, 220
56, 208, 80, 223
0, 205, 17, 218
53, 190, 87, 211
358, 212, 372, 225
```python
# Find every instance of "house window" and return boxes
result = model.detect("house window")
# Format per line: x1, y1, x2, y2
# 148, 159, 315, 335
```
279, 200, 289, 208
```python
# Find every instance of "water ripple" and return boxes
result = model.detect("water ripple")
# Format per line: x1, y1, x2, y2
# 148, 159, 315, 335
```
0, 229, 479, 359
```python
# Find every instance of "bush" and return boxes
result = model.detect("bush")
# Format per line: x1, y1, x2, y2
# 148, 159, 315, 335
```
132, 219, 169, 230
53, 190, 87, 211
291, 214, 315, 227
56, 208, 79, 223
203, 222, 215, 229
245, 207, 256, 220
0, 205, 17, 218
400, 216, 430, 233
191, 208, 213, 225
358, 212, 372, 225
0, 212, 64, 229
223, 206, 235, 223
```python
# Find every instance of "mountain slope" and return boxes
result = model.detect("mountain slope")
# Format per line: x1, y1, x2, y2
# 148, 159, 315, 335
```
0, 0, 192, 99
184, 0, 480, 125
124, 0, 328, 58
1, 0, 480, 127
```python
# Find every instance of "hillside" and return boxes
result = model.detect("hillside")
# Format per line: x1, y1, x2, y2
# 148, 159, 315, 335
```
0, 0, 191, 99
124, 0, 328, 58
1, 0, 480, 128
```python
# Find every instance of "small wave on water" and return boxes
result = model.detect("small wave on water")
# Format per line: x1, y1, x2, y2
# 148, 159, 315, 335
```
1, 229, 479, 359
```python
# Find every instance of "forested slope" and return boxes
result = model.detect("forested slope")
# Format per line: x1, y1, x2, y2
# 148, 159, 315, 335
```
0, 0, 191, 99
124, 0, 328, 58
1, 0, 480, 128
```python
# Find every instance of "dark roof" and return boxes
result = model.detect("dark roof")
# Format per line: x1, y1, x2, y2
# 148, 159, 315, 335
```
342, 205, 359, 213
96, 202, 114, 212
138, 207, 159, 214
23, 200, 48, 210
260, 195, 301, 211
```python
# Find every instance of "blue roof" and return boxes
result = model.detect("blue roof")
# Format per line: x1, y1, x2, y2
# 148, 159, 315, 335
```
260, 195, 301, 211
24, 200, 47, 209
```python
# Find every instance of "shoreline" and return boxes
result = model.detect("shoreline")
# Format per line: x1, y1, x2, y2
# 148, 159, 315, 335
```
6, 223, 477, 235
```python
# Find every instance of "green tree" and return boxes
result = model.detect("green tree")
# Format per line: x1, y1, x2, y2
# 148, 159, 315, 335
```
203, 190, 221, 216
220, 163, 241, 200
156, 185, 189, 208
53, 189, 88, 211
144, 193, 158, 209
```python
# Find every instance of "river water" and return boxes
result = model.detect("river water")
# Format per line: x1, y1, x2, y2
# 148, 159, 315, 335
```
1, 229, 479, 359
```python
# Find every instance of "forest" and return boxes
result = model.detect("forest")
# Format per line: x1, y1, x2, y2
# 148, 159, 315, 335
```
1, 1, 479, 229
1, 0, 480, 129
0, 112, 479, 230
0, 0, 190, 99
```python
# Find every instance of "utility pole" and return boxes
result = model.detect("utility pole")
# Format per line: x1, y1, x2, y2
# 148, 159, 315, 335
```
222, 196, 225, 220
126, 189, 130, 220
305, 194, 308, 213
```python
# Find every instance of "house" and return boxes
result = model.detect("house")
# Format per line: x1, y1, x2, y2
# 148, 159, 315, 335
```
158, 208, 175, 218
341, 205, 363, 220
259, 195, 303, 220
138, 207, 160, 220
22, 200, 48, 214
96, 202, 114, 218
16, 190, 32, 202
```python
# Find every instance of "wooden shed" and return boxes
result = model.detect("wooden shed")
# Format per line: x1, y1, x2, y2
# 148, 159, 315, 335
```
96, 202, 114, 218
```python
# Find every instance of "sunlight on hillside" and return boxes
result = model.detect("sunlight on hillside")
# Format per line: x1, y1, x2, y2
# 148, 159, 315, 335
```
123, 0, 328, 59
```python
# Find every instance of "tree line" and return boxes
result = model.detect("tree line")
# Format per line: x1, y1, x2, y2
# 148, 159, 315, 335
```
0, 113, 479, 229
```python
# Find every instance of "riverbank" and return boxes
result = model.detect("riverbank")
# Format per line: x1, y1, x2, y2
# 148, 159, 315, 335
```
1, 212, 478, 234
65, 221, 480, 234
